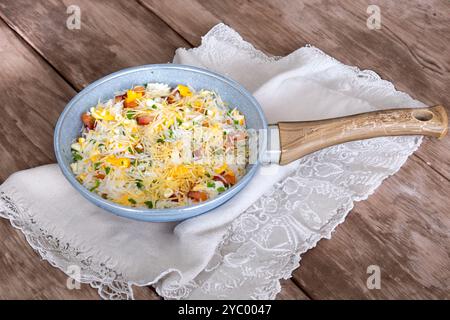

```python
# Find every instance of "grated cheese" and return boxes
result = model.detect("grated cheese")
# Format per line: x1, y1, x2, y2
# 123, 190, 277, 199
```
70, 84, 248, 208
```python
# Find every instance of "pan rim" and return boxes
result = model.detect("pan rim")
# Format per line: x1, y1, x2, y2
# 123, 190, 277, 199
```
54, 64, 267, 222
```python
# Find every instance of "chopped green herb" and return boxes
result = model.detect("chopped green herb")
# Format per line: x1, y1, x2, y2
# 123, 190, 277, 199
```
105, 167, 111, 175
72, 151, 83, 161
136, 180, 144, 189
126, 110, 135, 119
205, 172, 211, 178
128, 198, 137, 205
176, 118, 183, 126
144, 201, 154, 209
217, 187, 226, 193
207, 182, 215, 188
151, 104, 158, 109
128, 146, 133, 153
94, 162, 101, 170
234, 120, 239, 125
89, 180, 100, 192
157, 138, 165, 143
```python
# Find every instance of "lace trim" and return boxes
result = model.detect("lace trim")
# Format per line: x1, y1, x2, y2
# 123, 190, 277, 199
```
155, 24, 423, 299
0, 190, 134, 300
155, 136, 421, 299
0, 23, 424, 300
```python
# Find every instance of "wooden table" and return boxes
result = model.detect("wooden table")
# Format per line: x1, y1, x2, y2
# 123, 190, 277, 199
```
0, 0, 448, 299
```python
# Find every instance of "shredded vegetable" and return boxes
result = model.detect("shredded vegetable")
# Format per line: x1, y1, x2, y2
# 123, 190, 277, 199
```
70, 83, 248, 208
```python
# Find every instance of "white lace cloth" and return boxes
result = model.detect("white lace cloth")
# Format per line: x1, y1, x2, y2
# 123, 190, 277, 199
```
0, 24, 423, 300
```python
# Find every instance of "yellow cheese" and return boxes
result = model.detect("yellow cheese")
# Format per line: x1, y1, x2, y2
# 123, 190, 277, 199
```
177, 84, 192, 97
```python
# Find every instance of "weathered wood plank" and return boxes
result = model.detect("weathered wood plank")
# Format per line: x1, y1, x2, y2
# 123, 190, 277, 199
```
0, 217, 100, 299
0, 0, 304, 299
0, 19, 72, 181
292, 156, 450, 299
0, 0, 189, 90
0, 214, 160, 299
142, 0, 450, 179
141, 0, 450, 299
0, 18, 162, 299
335, 0, 450, 180
0, 18, 101, 299
131, 285, 161, 300
138, 0, 219, 46
0, 0, 305, 300
1, 0, 448, 300
276, 280, 310, 300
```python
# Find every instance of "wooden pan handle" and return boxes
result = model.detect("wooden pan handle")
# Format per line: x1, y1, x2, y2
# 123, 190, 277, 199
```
278, 105, 448, 165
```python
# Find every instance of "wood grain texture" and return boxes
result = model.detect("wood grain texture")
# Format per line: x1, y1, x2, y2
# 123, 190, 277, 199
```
139, 0, 450, 299
0, 6, 161, 300
0, 0, 305, 300
142, 0, 450, 179
0, 19, 72, 181
0, 0, 189, 90
0, 218, 160, 300
293, 156, 450, 299
0, 218, 100, 299
138, 0, 219, 46
0, 19, 102, 299
0, 0, 449, 300
276, 280, 310, 300
278, 106, 448, 165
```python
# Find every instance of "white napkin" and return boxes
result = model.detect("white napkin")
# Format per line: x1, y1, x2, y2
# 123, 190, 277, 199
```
0, 24, 423, 300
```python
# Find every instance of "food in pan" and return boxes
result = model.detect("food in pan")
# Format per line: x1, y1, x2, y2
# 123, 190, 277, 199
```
70, 83, 248, 208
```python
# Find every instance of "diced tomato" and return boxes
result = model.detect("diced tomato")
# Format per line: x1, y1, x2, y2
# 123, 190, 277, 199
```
223, 173, 236, 185
81, 113, 95, 130
136, 115, 155, 125
213, 173, 236, 186
124, 99, 138, 108
188, 191, 208, 202
95, 173, 105, 179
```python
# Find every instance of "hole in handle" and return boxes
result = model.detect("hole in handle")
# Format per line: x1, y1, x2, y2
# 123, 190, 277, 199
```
413, 110, 433, 121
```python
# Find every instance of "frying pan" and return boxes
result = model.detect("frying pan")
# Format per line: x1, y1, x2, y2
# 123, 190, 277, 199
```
54, 64, 448, 222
